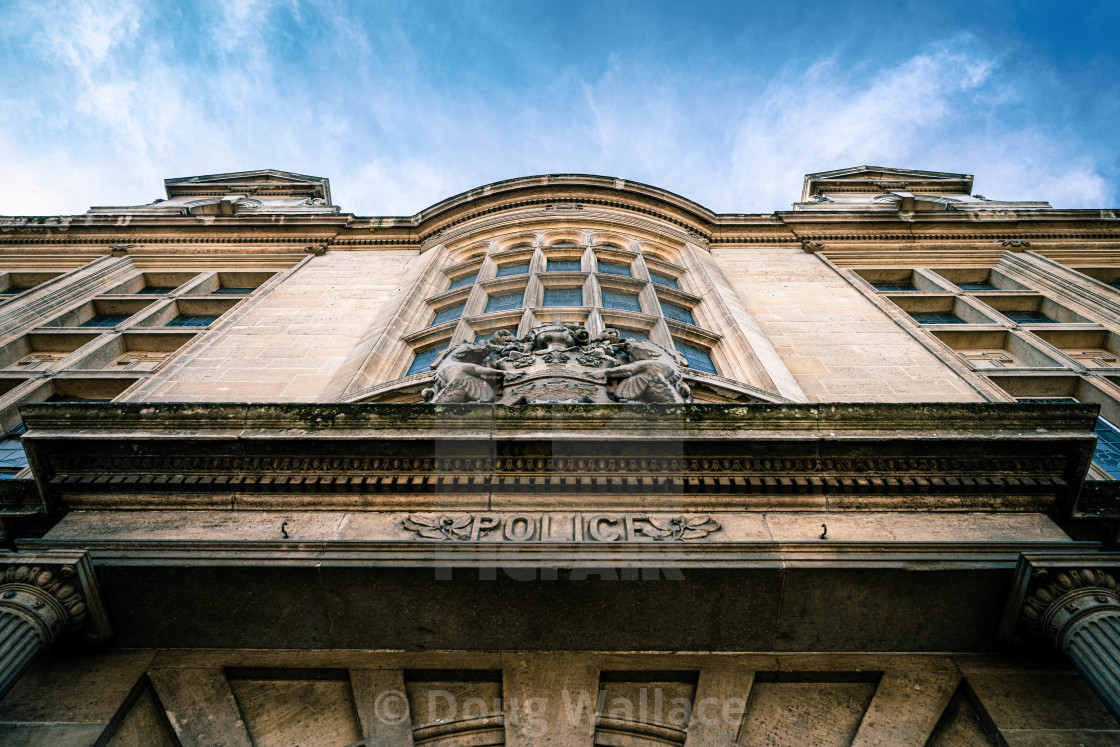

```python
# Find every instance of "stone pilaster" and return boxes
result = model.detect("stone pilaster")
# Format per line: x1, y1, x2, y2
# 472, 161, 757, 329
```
1021, 567, 1120, 721
0, 552, 109, 699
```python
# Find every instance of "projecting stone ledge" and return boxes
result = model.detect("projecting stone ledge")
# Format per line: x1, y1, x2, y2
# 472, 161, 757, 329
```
15, 401, 1100, 515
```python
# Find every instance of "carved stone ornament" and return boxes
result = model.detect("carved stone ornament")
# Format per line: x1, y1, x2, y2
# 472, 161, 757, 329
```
422, 324, 694, 405
0, 563, 88, 635
403, 513, 722, 542
1020, 567, 1120, 639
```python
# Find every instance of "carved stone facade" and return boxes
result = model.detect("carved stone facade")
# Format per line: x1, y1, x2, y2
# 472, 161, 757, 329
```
1, 167, 1120, 744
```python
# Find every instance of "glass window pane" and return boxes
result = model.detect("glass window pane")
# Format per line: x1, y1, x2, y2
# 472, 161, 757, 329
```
485, 292, 523, 313
602, 291, 642, 312
79, 314, 128, 328
957, 282, 998, 291
648, 272, 678, 289
213, 287, 253, 294
407, 344, 448, 376
495, 263, 530, 278
597, 261, 632, 277
547, 260, 581, 272
448, 273, 477, 290
872, 282, 917, 292
0, 286, 29, 295
1004, 310, 1055, 323
136, 286, 176, 294
166, 315, 218, 327
1094, 417, 1120, 479
0, 429, 28, 474
659, 300, 695, 324
909, 311, 966, 324
543, 288, 583, 307
431, 304, 465, 326
674, 340, 717, 374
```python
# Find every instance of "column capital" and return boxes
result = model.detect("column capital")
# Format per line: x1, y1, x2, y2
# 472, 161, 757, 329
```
999, 552, 1120, 645
0, 550, 110, 644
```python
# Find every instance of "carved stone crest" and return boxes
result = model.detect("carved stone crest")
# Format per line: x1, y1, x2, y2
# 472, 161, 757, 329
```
421, 324, 693, 405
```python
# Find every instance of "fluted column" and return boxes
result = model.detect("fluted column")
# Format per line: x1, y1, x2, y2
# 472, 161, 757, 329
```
1022, 568, 1120, 721
0, 553, 108, 700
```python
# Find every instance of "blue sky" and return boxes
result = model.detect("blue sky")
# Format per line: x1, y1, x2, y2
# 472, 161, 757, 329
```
1, 1, 1117, 215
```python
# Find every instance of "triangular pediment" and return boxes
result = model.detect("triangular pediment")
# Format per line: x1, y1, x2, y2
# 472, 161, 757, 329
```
164, 169, 331, 202
802, 165, 973, 201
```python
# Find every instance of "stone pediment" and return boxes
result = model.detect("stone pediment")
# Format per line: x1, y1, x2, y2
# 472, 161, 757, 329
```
164, 169, 331, 202
801, 166, 974, 201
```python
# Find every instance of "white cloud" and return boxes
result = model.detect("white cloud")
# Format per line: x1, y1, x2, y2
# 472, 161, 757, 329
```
0, 8, 1113, 216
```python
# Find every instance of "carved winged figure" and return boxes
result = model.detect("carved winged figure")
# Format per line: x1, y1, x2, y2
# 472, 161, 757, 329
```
421, 340, 504, 403
605, 337, 693, 403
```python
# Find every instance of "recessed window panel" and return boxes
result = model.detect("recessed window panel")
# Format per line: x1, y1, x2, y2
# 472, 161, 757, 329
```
602, 291, 642, 313
79, 314, 129, 328
660, 300, 695, 325
597, 261, 632, 277
543, 288, 582, 307
957, 282, 998, 291
675, 340, 717, 374
136, 286, 176, 295
166, 315, 218, 327
431, 303, 465, 326
872, 282, 917, 292
648, 272, 679, 289
213, 287, 253, 294
1, 286, 31, 295
485, 292, 523, 313
448, 273, 477, 290
1004, 310, 1055, 324
508, 244, 533, 251
407, 344, 448, 376
547, 259, 581, 272
909, 311, 965, 324
495, 262, 528, 276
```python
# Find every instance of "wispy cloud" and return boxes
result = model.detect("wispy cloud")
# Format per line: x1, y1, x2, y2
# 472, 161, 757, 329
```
0, 3, 1115, 215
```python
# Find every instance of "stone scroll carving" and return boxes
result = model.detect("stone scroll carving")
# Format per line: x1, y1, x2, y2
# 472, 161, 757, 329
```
421, 323, 694, 405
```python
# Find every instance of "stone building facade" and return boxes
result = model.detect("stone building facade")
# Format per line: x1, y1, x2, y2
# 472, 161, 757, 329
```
0, 167, 1119, 744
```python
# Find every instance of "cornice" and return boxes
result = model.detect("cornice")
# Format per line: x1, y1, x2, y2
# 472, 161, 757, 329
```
17, 402, 1098, 515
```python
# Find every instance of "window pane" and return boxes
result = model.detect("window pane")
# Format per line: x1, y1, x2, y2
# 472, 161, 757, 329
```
0, 428, 28, 475
407, 344, 448, 376
448, 272, 477, 290
166, 315, 218, 327
648, 272, 678, 289
136, 286, 176, 294
431, 304, 465, 326
0, 286, 29, 295
675, 340, 717, 374
616, 328, 649, 340
485, 292, 523, 313
1094, 417, 1120, 479
495, 263, 530, 278
543, 288, 582, 307
957, 282, 998, 291
872, 282, 917, 292
659, 300, 695, 324
597, 261, 632, 277
1004, 310, 1055, 323
213, 287, 253, 294
79, 314, 128, 328
547, 260, 581, 272
508, 245, 533, 251
602, 291, 642, 312
909, 311, 965, 324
